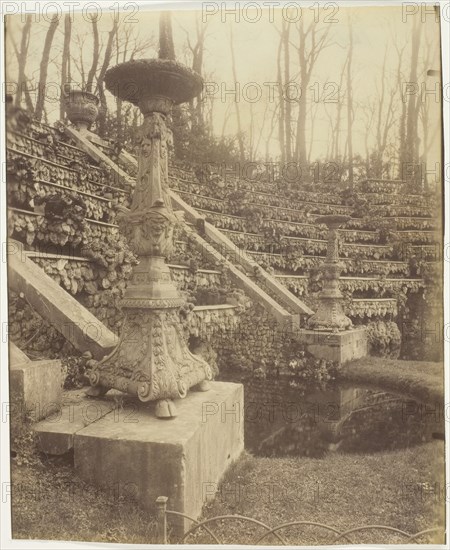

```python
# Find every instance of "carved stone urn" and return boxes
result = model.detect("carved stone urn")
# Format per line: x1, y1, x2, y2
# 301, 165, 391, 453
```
307, 215, 353, 332
64, 89, 99, 132
85, 59, 212, 418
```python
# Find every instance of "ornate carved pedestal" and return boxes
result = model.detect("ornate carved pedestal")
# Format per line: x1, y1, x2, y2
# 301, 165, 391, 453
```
307, 215, 353, 332
86, 60, 212, 418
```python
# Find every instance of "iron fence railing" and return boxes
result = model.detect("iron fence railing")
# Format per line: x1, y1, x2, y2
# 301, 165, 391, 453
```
155, 496, 445, 545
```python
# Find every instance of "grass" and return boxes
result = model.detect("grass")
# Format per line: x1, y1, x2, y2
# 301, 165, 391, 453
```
195, 443, 445, 545
10, 421, 158, 545
10, 415, 444, 546
342, 357, 444, 404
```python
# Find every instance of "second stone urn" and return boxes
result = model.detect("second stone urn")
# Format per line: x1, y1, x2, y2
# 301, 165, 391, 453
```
307, 215, 353, 332
85, 59, 212, 418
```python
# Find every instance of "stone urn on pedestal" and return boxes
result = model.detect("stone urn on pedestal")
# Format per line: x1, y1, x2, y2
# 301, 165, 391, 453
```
307, 215, 353, 332
63, 89, 99, 133
85, 59, 212, 418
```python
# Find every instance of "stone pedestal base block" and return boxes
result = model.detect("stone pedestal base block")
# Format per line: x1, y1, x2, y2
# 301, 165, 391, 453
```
73, 381, 243, 535
10, 359, 63, 421
299, 327, 367, 364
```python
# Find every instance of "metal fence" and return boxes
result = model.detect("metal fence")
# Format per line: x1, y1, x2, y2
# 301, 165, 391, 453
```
155, 496, 444, 545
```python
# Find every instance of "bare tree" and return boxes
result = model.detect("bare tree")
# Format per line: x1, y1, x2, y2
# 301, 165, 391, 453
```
346, 17, 354, 187
72, 33, 87, 88
86, 15, 100, 92
293, 17, 331, 165
405, 18, 422, 166
112, 22, 154, 140
307, 101, 319, 164
394, 38, 407, 178
265, 104, 278, 162
330, 58, 348, 161
359, 98, 376, 174
60, 14, 72, 119
159, 11, 176, 60
220, 102, 233, 138
277, 32, 285, 164
229, 24, 245, 163
254, 102, 270, 161
35, 15, 60, 121
398, 17, 422, 177
14, 15, 32, 107
371, 44, 397, 176
96, 15, 120, 135
419, 34, 439, 178
180, 15, 209, 126
282, 18, 292, 163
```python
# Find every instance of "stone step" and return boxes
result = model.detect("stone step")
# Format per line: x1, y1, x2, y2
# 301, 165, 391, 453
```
10, 343, 63, 422
9, 342, 29, 365
34, 391, 118, 454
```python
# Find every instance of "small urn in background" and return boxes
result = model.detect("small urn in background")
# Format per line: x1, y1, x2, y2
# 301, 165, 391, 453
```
64, 89, 99, 133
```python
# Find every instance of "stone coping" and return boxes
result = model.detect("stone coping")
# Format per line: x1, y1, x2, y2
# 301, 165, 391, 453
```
351, 298, 398, 303
9, 206, 119, 228
26, 251, 90, 262
8, 239, 118, 357
275, 273, 424, 282
193, 304, 236, 312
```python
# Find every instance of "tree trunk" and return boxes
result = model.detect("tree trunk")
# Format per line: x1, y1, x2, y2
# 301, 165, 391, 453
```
229, 25, 245, 163
405, 19, 422, 167
346, 20, 354, 187
282, 19, 291, 163
295, 19, 306, 165
159, 11, 176, 60
60, 14, 72, 120
15, 15, 32, 108
277, 34, 285, 165
396, 44, 407, 178
96, 17, 119, 136
35, 16, 59, 121
86, 17, 100, 92
23, 77, 34, 112
331, 58, 347, 161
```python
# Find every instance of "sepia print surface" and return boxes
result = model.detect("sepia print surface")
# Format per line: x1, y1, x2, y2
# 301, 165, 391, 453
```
2, 0, 446, 547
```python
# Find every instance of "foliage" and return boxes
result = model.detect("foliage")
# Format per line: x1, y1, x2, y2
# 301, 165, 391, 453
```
280, 339, 341, 390
172, 105, 241, 165
8, 292, 75, 360
34, 192, 87, 234
62, 352, 92, 389
101, 103, 142, 156
366, 320, 401, 358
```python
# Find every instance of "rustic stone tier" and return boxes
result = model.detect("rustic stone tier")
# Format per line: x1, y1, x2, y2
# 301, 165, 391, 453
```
347, 298, 398, 319
247, 250, 414, 277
